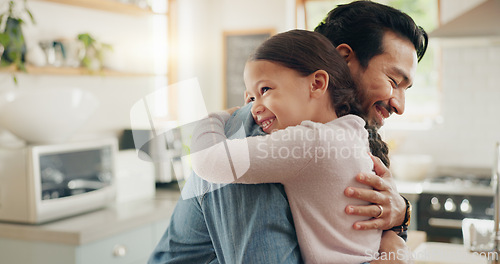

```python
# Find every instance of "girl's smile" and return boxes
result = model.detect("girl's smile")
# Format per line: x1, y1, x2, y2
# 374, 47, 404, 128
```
258, 116, 276, 133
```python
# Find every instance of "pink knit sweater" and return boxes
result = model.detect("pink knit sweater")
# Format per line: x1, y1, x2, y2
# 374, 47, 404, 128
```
191, 112, 381, 264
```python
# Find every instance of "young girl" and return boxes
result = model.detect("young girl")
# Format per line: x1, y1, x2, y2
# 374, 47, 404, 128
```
191, 29, 388, 264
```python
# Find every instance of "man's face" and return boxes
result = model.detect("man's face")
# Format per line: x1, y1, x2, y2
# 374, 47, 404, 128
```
347, 31, 418, 128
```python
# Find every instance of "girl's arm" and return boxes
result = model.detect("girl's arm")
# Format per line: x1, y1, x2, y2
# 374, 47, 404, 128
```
190, 112, 316, 184
370, 230, 413, 264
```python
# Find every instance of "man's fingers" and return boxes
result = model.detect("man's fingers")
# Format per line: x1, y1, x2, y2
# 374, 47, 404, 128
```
352, 218, 386, 230
344, 186, 387, 204
369, 152, 390, 179
346, 204, 383, 217
346, 204, 393, 230
355, 173, 388, 191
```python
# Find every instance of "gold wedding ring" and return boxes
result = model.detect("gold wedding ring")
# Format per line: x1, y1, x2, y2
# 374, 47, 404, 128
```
375, 204, 384, 218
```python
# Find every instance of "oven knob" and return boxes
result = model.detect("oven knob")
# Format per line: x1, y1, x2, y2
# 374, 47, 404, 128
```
444, 198, 456, 212
460, 199, 472, 214
431, 197, 441, 211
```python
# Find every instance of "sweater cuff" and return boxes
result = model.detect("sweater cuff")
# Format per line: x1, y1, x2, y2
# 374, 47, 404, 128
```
209, 111, 231, 124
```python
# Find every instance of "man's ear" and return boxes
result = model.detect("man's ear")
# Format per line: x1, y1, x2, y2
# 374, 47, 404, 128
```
310, 70, 329, 99
336, 44, 355, 63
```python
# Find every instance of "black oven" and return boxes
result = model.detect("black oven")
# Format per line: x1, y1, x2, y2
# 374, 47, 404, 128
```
417, 174, 494, 243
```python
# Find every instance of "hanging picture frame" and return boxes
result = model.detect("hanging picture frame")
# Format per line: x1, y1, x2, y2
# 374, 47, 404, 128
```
223, 29, 275, 108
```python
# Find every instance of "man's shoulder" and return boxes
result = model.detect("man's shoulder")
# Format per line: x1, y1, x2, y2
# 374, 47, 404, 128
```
225, 103, 265, 138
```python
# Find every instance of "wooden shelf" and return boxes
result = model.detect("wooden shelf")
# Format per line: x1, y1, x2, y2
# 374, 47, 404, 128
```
7, 0, 169, 77
0, 65, 158, 77
33, 0, 165, 16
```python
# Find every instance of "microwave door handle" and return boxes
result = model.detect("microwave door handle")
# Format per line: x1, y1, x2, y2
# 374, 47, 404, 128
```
67, 179, 107, 190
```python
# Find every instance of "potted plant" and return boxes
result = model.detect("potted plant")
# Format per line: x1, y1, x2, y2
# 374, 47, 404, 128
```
0, 0, 35, 83
78, 33, 112, 72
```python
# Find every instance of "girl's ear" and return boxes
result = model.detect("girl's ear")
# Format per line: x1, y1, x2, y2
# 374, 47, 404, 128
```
336, 44, 355, 64
243, 91, 249, 104
310, 70, 329, 99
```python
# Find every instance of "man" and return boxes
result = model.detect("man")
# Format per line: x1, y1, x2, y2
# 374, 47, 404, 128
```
149, 1, 428, 263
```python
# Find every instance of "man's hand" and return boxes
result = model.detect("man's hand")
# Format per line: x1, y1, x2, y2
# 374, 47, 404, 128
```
344, 153, 406, 230
371, 231, 413, 264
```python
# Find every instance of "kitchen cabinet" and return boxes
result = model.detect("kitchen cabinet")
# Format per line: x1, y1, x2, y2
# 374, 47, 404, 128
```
0, 188, 179, 264
0, 225, 156, 264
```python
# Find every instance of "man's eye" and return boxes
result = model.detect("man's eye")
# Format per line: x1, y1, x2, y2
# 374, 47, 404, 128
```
261, 87, 271, 94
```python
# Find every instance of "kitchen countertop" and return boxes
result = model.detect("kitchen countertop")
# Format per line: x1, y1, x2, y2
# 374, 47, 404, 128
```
395, 179, 423, 194
0, 181, 420, 246
0, 187, 181, 246
413, 242, 490, 264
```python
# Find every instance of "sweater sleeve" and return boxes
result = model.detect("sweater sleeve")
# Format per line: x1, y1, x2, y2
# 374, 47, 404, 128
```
191, 112, 316, 184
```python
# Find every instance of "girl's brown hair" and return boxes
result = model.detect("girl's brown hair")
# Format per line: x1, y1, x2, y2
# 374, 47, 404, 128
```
250, 29, 389, 166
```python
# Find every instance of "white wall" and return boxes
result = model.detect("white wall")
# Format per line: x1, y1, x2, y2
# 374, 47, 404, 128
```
439, 0, 487, 24
175, 0, 295, 112
383, 0, 500, 169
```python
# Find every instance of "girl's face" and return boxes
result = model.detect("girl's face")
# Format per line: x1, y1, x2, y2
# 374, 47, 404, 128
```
243, 60, 326, 133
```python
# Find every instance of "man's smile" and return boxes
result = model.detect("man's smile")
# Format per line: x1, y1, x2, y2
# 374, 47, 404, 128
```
373, 103, 391, 126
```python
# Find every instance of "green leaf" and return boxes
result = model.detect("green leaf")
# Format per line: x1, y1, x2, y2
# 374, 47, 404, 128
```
0, 59, 12, 67
102, 43, 113, 51
81, 56, 91, 68
17, 61, 26, 72
78, 33, 96, 48
7, 50, 18, 61
0, 33, 9, 46
25, 9, 35, 24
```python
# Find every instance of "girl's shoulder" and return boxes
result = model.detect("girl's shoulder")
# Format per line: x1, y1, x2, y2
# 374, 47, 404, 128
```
330, 114, 366, 127
300, 115, 369, 146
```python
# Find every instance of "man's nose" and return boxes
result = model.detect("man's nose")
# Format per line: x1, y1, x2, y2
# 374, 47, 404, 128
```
389, 89, 405, 115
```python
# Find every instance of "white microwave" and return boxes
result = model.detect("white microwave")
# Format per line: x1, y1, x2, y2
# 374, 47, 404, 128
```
0, 138, 117, 224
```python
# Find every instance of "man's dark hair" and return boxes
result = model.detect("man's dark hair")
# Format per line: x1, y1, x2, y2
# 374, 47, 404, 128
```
315, 0, 428, 68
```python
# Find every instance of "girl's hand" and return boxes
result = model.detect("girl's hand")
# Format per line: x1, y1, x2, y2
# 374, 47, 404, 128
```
344, 153, 406, 230
371, 231, 413, 264
225, 106, 240, 115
